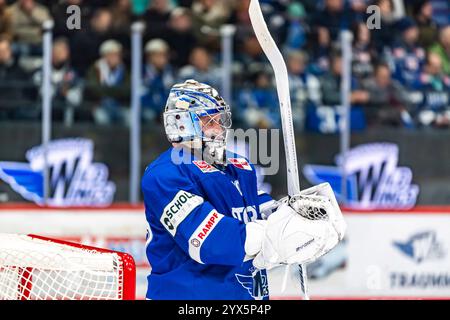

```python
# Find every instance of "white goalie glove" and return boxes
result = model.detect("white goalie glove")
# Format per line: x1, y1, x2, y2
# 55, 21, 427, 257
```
245, 183, 346, 270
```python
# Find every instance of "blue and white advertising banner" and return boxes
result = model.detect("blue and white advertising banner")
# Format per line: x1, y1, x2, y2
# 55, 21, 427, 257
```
303, 143, 419, 209
344, 212, 450, 298
0, 138, 116, 207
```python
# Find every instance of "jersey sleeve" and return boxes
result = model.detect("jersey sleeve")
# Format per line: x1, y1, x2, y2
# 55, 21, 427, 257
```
257, 190, 277, 219
142, 167, 248, 266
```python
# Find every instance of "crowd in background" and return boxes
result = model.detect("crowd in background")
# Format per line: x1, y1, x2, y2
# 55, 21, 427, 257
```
0, 0, 449, 131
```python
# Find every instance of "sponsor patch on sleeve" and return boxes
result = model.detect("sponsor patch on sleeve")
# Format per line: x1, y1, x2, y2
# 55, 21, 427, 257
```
188, 210, 224, 264
160, 190, 204, 237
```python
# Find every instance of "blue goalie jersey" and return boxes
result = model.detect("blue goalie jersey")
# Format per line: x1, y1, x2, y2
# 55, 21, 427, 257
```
141, 147, 274, 300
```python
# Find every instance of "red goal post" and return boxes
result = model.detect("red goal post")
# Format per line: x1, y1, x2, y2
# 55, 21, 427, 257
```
0, 233, 136, 300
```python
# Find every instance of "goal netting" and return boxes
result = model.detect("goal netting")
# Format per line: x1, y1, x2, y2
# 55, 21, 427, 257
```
0, 234, 136, 300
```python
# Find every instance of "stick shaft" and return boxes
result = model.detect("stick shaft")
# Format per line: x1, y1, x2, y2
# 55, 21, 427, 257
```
248, 0, 308, 299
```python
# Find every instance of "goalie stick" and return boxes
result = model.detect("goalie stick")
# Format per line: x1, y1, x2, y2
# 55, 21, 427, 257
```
248, 0, 309, 299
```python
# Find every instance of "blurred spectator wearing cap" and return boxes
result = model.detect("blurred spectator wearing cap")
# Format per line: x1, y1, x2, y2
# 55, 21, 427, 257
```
237, 68, 280, 129
429, 26, 450, 76
177, 46, 221, 90
32, 37, 82, 121
362, 63, 413, 127
141, 39, 175, 122
0, 37, 28, 119
413, 52, 450, 128
411, 0, 439, 49
388, 17, 426, 88
162, 7, 197, 68
85, 40, 130, 125
144, 0, 173, 40
6, 0, 51, 55
0, 0, 13, 42
284, 2, 309, 52
71, 8, 114, 76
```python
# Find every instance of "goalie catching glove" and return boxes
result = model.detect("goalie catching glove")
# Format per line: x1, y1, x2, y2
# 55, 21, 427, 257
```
245, 183, 346, 270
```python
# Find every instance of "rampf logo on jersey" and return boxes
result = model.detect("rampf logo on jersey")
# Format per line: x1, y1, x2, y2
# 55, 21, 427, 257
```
197, 211, 220, 240
188, 210, 224, 263
190, 211, 223, 247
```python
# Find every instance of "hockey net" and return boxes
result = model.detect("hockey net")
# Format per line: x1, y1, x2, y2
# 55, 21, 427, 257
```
0, 234, 136, 300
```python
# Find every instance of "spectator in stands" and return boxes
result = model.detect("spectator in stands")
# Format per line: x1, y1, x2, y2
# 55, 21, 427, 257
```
389, 17, 426, 88
71, 8, 114, 76
370, 0, 400, 54
321, 52, 369, 107
191, 0, 231, 45
141, 39, 174, 122
32, 38, 82, 115
238, 67, 279, 129
163, 8, 197, 68
362, 63, 413, 127
109, 0, 134, 52
314, 0, 359, 50
429, 26, 450, 76
413, 0, 439, 49
413, 52, 450, 128
287, 50, 322, 109
228, 0, 252, 36
6, 0, 51, 54
85, 40, 130, 125
144, 0, 172, 40
284, 2, 309, 52
352, 23, 376, 81
177, 46, 221, 90
0, 0, 12, 42
0, 37, 28, 117
237, 34, 267, 77
110, 0, 133, 34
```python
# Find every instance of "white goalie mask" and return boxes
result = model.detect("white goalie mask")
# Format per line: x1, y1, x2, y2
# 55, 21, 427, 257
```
163, 79, 232, 166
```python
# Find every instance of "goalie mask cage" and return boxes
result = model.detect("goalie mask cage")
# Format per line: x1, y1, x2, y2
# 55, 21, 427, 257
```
0, 234, 136, 300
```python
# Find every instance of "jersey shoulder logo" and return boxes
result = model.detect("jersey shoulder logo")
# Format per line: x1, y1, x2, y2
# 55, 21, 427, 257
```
228, 158, 252, 171
160, 190, 204, 237
192, 160, 219, 173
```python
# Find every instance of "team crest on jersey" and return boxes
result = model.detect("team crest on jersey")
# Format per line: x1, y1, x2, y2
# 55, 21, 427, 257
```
228, 158, 252, 171
193, 160, 219, 173
235, 268, 269, 300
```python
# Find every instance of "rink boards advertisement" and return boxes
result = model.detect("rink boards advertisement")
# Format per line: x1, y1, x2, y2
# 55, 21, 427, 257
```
0, 205, 449, 299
